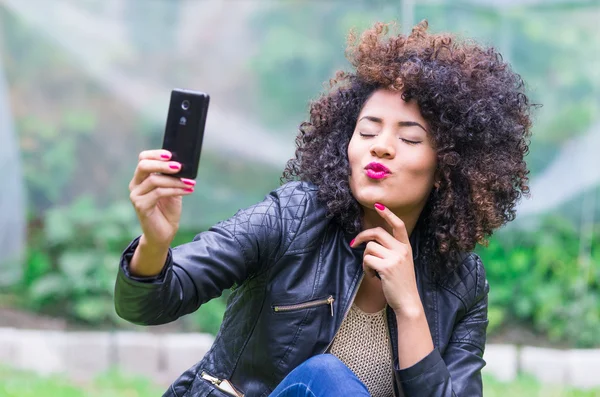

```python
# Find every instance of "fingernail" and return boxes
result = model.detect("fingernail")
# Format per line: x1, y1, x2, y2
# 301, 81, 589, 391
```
161, 153, 171, 159
375, 203, 385, 211
350, 239, 355, 247
181, 178, 196, 186
184, 187, 194, 192
169, 162, 181, 170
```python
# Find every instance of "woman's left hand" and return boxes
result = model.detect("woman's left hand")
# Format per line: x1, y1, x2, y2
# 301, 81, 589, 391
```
350, 203, 423, 317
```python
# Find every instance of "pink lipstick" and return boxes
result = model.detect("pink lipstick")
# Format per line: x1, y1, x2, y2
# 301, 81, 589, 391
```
365, 162, 391, 180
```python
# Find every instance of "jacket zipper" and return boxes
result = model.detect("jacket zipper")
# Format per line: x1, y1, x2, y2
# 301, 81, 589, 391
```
318, 274, 399, 397
200, 371, 244, 397
201, 371, 223, 386
273, 295, 335, 316
386, 309, 400, 397
322, 273, 364, 353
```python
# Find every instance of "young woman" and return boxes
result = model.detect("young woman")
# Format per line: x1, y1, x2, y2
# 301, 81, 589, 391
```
115, 21, 533, 397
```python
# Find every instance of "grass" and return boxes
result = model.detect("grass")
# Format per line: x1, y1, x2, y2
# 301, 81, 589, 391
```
1, 365, 599, 396
483, 374, 600, 397
0, 366, 164, 397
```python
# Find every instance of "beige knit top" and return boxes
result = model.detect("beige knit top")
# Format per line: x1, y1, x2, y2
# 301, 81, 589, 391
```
328, 303, 395, 397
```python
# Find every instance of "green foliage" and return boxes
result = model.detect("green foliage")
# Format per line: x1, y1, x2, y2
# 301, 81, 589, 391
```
20, 196, 141, 325
189, 296, 227, 336
17, 108, 97, 210
478, 216, 600, 348
17, 196, 227, 333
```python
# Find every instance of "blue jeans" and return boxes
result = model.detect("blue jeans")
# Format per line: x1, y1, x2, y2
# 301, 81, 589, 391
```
269, 354, 371, 397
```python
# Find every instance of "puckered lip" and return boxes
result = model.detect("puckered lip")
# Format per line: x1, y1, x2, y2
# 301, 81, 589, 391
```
364, 162, 391, 174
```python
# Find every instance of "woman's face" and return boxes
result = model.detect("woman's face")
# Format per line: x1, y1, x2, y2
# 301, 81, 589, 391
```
348, 89, 437, 217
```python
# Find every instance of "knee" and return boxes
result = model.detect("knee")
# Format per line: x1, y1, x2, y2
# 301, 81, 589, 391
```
298, 354, 346, 373
283, 354, 369, 396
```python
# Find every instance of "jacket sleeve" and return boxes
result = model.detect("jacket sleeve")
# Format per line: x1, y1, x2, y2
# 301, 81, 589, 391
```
114, 185, 303, 326
394, 254, 489, 396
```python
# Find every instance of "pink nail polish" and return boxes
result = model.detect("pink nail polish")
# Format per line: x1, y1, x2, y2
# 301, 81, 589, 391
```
350, 239, 355, 246
374, 203, 385, 211
181, 178, 196, 186
160, 153, 170, 159
184, 187, 194, 192
169, 163, 180, 170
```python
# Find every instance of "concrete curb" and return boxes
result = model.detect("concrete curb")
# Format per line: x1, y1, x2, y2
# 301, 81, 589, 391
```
483, 344, 600, 390
1, 327, 599, 389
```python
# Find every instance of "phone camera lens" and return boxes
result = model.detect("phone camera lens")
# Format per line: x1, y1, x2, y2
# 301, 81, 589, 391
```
181, 100, 190, 110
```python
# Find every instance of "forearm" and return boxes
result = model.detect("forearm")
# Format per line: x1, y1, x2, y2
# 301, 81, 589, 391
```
129, 234, 170, 277
394, 302, 434, 370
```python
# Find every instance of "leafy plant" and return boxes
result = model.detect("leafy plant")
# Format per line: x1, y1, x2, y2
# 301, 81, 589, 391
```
478, 216, 600, 347
16, 195, 228, 333
20, 196, 140, 324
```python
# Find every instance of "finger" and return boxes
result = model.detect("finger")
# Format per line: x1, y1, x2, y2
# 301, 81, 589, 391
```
351, 227, 398, 249
374, 202, 410, 244
138, 149, 172, 161
132, 173, 195, 197
364, 241, 390, 259
131, 159, 182, 188
363, 254, 385, 279
131, 187, 193, 213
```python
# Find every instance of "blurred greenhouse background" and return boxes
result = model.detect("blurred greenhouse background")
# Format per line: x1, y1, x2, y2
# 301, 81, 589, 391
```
0, 0, 599, 383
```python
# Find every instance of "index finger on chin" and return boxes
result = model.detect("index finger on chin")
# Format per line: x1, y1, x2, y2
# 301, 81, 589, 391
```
374, 203, 410, 244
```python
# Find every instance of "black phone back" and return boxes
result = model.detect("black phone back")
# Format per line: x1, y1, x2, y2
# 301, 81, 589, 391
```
161, 89, 210, 179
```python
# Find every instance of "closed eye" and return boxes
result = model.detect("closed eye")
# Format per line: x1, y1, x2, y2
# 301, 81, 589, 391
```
401, 138, 421, 145
359, 132, 376, 137
359, 132, 421, 144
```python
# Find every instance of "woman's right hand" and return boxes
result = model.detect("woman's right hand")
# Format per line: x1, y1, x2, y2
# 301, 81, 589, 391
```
129, 150, 196, 249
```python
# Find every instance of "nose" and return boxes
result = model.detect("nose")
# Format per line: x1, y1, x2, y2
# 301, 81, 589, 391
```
370, 133, 396, 159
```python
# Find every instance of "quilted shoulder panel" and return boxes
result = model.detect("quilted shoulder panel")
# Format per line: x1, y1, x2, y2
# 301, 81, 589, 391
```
272, 181, 319, 251
214, 181, 323, 263
279, 181, 329, 255
439, 253, 486, 310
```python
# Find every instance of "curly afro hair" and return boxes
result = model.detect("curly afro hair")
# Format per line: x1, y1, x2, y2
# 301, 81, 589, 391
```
282, 20, 534, 276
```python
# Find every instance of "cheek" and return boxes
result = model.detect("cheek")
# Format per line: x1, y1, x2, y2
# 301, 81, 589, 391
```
394, 149, 436, 186
346, 137, 360, 168
410, 152, 437, 184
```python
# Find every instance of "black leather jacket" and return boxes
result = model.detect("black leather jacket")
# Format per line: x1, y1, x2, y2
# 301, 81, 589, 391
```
115, 181, 489, 397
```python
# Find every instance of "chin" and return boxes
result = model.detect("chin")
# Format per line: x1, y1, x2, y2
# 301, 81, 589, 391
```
352, 184, 388, 208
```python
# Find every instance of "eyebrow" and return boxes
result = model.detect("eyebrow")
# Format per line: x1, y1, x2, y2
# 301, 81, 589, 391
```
358, 115, 428, 133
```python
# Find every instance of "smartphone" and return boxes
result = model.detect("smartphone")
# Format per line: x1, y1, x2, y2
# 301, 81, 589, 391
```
161, 89, 210, 180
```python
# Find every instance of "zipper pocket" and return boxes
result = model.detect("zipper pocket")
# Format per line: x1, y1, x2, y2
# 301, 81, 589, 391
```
272, 295, 335, 316
200, 371, 245, 397
323, 273, 364, 353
